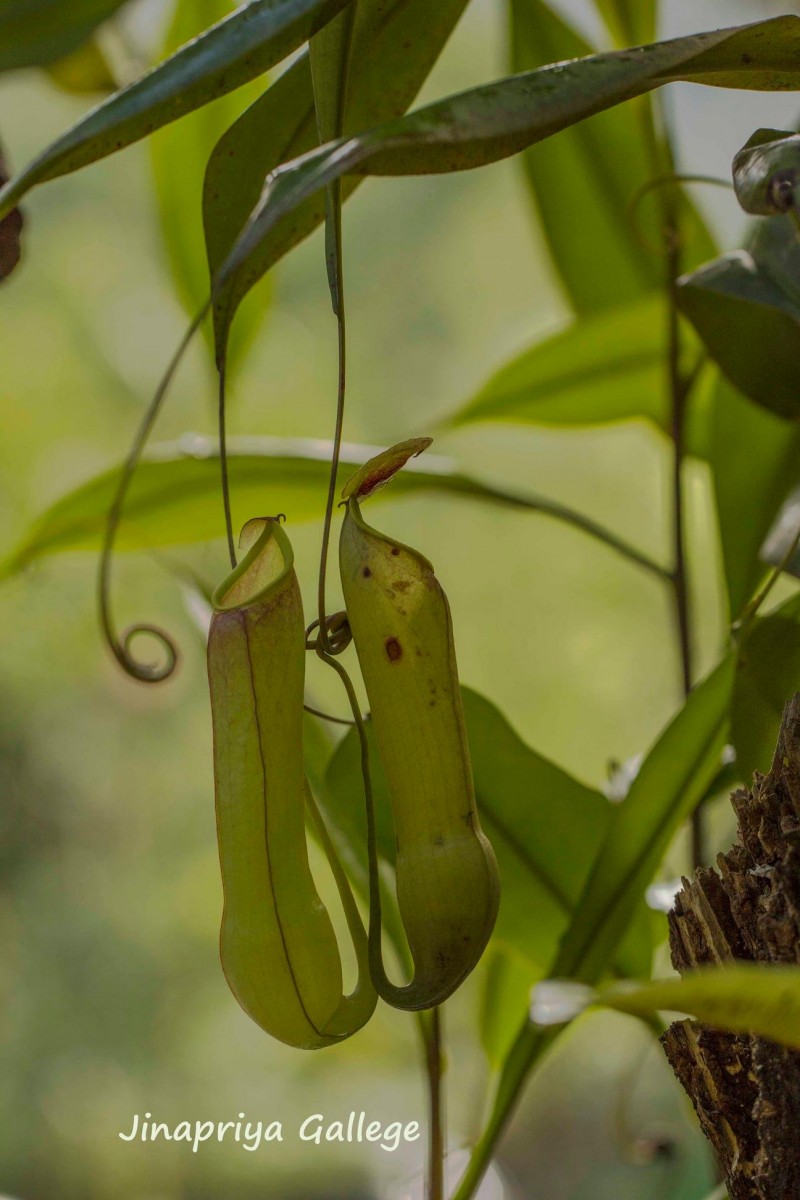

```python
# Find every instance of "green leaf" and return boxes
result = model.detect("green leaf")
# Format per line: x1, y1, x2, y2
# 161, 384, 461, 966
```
481, 948, 538, 1068
309, 3, 355, 311
447, 294, 668, 431
599, 964, 800, 1049
1, 436, 662, 578
150, 0, 268, 363
552, 656, 734, 985
204, 0, 468, 365
0, 0, 352, 215
678, 216, 800, 420
763, 488, 800, 579
319, 714, 411, 974
46, 37, 117, 94
510, 0, 660, 312
0, 0, 125, 72
326, 687, 651, 977
705, 375, 800, 619
733, 127, 800, 216
452, 659, 736, 1200
215, 15, 800, 307
309, 4, 355, 145
731, 594, 800, 783
594, 0, 656, 47
463, 688, 650, 976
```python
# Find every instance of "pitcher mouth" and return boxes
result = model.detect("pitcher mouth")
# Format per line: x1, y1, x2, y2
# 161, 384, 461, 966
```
211, 517, 294, 613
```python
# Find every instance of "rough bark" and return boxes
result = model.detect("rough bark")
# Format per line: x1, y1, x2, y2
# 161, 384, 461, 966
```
661, 694, 800, 1199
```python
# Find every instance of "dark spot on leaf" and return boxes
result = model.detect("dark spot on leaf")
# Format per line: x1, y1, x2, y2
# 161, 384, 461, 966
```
385, 637, 402, 662
742, 53, 753, 64
362, 566, 371, 578
391, 547, 400, 556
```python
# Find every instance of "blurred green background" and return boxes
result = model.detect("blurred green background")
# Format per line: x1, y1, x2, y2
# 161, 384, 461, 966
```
0, 1, 797, 1196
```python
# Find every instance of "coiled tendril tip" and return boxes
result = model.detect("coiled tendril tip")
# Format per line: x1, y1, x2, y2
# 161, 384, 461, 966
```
120, 623, 179, 683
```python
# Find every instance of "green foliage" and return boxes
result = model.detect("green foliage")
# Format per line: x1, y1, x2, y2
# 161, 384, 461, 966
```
594, 0, 657, 48
448, 294, 669, 431
1, 436, 661, 578
214, 15, 800, 312
732, 594, 800, 783
327, 687, 651, 978
704, 376, 800, 619
46, 38, 116, 94
150, 0, 269, 363
204, 0, 468, 366
678, 217, 800, 419
480, 948, 537, 1068
599, 964, 800, 1049
451, 659, 735, 1200
0, 0, 126, 71
0, 0, 352, 212
548, 656, 733, 987
510, 0, 665, 313
5, 4, 800, 1196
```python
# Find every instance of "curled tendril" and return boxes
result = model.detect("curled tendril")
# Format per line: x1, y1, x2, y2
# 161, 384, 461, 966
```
98, 305, 209, 684
120, 623, 179, 683
306, 610, 352, 656
626, 173, 733, 258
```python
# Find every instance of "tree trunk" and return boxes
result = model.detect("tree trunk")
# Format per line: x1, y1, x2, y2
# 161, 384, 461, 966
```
662, 694, 800, 1199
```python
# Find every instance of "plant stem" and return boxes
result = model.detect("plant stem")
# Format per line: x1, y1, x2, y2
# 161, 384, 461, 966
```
425, 1007, 446, 1200
644, 97, 701, 869
665, 214, 699, 868
218, 359, 237, 570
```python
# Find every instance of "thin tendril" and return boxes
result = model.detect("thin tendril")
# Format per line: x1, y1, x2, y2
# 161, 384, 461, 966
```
317, 648, 387, 989
303, 702, 355, 727
98, 305, 208, 683
316, 183, 347, 657
218, 357, 236, 570
627, 173, 732, 257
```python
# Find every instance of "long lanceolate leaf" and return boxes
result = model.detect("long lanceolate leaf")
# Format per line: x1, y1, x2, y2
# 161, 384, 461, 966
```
211, 15, 800, 306
510, 0, 715, 315
150, 0, 269, 349
0, 436, 666, 579
510, 0, 662, 313
204, 0, 468, 365
447, 294, 669, 431
550, 658, 734, 987
0, 0, 353, 216
594, 0, 656, 49
599, 965, 800, 1050
451, 657, 735, 1200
